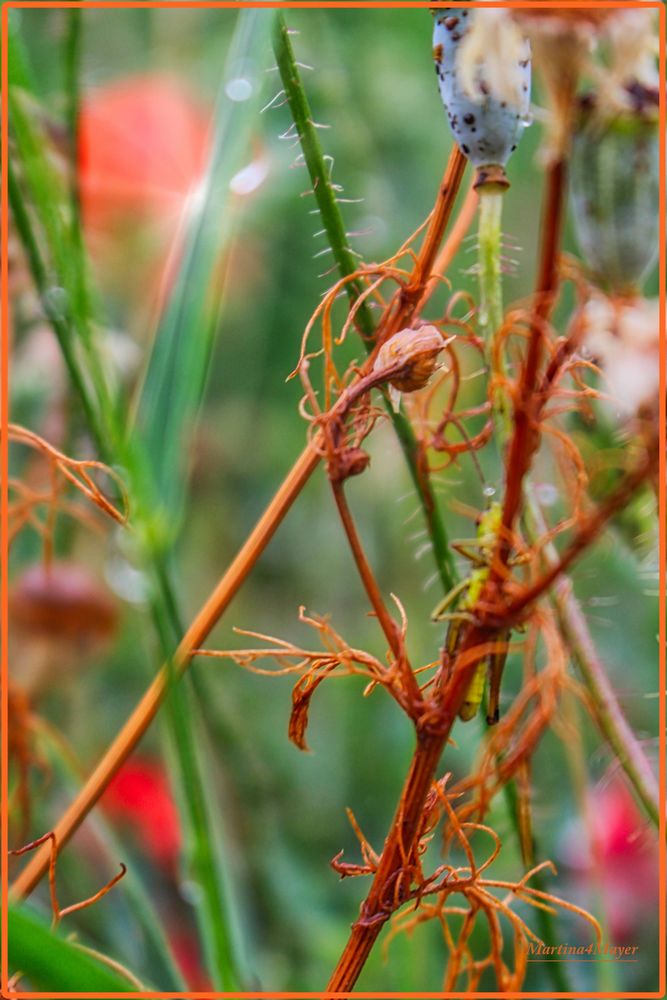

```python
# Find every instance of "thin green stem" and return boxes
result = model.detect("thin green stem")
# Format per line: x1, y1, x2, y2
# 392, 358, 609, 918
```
64, 8, 83, 237
8, 76, 120, 450
478, 188, 512, 440
272, 14, 367, 320
477, 189, 503, 340
525, 491, 660, 828
63, 7, 90, 331
150, 592, 246, 991
273, 12, 457, 592
7, 159, 106, 453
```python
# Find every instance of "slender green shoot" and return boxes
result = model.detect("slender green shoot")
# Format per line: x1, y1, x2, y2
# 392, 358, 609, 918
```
272, 12, 457, 592
135, 9, 275, 538
477, 187, 512, 437
477, 189, 504, 339
150, 597, 247, 991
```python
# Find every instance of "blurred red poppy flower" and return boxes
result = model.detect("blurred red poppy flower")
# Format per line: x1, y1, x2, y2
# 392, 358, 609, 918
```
78, 74, 210, 238
168, 925, 213, 991
561, 779, 657, 940
103, 757, 181, 871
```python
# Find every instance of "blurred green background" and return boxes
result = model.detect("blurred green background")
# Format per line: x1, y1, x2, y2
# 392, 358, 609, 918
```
8, 6, 660, 994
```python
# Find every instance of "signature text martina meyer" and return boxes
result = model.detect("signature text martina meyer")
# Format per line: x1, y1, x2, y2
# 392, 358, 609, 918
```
527, 942, 639, 961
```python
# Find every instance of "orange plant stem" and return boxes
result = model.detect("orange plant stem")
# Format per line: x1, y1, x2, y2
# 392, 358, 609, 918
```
406, 148, 468, 299
326, 730, 445, 993
422, 182, 478, 305
331, 480, 422, 709
331, 481, 403, 660
367, 147, 467, 362
10, 443, 319, 900
326, 632, 499, 993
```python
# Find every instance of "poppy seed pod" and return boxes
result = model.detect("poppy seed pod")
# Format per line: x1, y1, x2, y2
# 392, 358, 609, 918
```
570, 86, 659, 296
433, 9, 531, 187
10, 562, 117, 641
9, 561, 118, 693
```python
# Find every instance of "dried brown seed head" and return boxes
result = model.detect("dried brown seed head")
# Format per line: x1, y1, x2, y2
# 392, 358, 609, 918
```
374, 324, 445, 394
338, 448, 371, 480
9, 561, 118, 646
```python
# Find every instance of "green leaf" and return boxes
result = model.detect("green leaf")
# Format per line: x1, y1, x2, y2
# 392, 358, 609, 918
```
134, 8, 275, 536
7, 906, 135, 992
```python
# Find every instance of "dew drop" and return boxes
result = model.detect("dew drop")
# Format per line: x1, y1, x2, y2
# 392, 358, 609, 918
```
230, 157, 269, 196
226, 77, 253, 102
180, 879, 203, 905
482, 484, 496, 498
534, 482, 558, 506
105, 554, 147, 604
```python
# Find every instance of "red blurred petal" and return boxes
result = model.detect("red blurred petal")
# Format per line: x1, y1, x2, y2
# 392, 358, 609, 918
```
78, 74, 210, 235
103, 757, 181, 869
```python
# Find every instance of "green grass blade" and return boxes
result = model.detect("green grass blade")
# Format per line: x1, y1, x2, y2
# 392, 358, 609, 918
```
7, 11, 34, 90
8, 32, 120, 454
134, 8, 274, 533
63, 8, 91, 329
7, 906, 136, 992
150, 599, 248, 992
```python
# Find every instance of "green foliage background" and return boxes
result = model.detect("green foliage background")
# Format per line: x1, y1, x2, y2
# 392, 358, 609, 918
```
8, 6, 659, 993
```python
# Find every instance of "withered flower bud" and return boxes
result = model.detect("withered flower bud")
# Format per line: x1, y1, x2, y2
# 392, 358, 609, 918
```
338, 448, 371, 481
373, 324, 445, 394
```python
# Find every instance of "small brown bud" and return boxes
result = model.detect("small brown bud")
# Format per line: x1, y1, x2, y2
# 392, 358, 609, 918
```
374, 325, 445, 394
338, 448, 371, 480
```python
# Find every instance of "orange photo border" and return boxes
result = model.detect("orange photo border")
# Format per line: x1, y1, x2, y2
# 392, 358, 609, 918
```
1, 2, 665, 998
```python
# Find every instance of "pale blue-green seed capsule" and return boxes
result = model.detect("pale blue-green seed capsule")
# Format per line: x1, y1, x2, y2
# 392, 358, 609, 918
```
570, 88, 659, 296
433, 9, 531, 181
